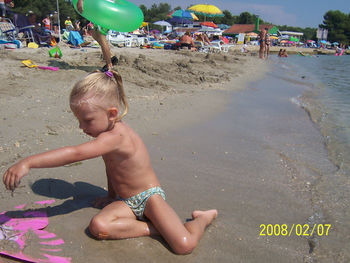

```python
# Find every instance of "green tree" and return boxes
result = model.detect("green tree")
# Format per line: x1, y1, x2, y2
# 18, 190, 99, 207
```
141, 2, 172, 23
211, 10, 236, 25
236, 12, 255, 24
320, 10, 350, 45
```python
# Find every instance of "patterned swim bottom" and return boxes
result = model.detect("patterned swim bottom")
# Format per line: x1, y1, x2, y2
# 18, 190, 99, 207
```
119, 186, 166, 220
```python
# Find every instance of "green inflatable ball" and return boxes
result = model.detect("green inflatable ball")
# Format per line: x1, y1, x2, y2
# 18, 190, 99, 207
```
72, 0, 144, 32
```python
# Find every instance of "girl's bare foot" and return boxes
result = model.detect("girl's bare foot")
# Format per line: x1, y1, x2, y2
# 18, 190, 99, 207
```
192, 209, 218, 225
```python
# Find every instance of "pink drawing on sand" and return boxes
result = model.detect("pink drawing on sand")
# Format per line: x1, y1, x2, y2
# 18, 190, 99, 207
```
0, 200, 71, 263
14, 204, 27, 210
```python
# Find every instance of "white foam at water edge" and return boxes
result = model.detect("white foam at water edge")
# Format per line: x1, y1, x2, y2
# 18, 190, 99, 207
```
290, 96, 304, 108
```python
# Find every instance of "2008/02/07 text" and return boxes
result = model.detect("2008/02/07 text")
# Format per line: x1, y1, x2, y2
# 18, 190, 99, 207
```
259, 224, 331, 237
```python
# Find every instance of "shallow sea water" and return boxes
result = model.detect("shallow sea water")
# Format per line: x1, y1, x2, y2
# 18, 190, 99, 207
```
274, 54, 350, 261
279, 54, 350, 174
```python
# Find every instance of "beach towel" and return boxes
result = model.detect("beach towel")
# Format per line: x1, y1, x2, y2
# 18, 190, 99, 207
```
68, 31, 84, 47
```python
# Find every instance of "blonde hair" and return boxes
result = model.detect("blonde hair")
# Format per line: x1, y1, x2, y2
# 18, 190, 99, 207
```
70, 70, 128, 121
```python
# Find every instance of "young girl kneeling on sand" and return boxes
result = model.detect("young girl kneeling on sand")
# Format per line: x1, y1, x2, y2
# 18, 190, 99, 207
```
2, 70, 217, 255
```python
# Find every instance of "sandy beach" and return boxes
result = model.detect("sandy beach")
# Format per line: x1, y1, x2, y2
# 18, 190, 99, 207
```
0, 45, 342, 262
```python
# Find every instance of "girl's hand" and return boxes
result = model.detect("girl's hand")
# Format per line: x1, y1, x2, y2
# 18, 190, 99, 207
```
77, 0, 84, 13
3, 161, 29, 191
93, 196, 115, 208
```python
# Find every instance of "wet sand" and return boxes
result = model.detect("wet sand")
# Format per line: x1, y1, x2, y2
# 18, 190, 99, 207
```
0, 47, 338, 262
146, 64, 337, 262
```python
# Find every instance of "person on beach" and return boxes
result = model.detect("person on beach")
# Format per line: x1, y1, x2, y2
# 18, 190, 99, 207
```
2, 70, 217, 255
264, 28, 270, 59
51, 11, 59, 34
0, 0, 5, 17
258, 28, 266, 59
42, 14, 51, 32
76, 0, 116, 71
278, 48, 283, 57
278, 49, 288, 57
64, 16, 73, 31
0, 0, 13, 17
179, 31, 196, 51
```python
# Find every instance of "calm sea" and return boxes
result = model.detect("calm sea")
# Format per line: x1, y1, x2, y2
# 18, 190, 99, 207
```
278, 54, 350, 175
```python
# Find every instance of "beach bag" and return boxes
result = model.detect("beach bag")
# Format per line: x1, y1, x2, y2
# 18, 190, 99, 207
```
49, 46, 62, 58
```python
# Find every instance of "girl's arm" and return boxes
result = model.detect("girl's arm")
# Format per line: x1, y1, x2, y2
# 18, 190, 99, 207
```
3, 132, 120, 190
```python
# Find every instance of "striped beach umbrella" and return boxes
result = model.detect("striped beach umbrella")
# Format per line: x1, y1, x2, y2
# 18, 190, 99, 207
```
168, 9, 199, 20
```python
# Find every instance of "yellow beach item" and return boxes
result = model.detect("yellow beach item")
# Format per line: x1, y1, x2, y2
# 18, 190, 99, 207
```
22, 60, 59, 71
27, 42, 39, 49
22, 59, 37, 68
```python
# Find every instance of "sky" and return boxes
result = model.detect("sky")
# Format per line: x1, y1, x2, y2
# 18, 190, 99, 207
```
131, 0, 350, 28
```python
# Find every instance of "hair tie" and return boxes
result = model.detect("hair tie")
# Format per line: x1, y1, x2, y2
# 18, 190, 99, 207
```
105, 71, 113, 78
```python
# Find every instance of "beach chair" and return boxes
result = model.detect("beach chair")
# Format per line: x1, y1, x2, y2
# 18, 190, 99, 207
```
206, 41, 222, 53
107, 32, 131, 47
0, 18, 16, 41
12, 13, 35, 44
208, 41, 233, 53
194, 41, 209, 53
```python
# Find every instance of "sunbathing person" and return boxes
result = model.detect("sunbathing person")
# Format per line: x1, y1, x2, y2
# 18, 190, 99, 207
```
179, 31, 195, 51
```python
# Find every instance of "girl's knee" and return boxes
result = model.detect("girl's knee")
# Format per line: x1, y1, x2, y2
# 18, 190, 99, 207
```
171, 237, 197, 255
89, 216, 109, 239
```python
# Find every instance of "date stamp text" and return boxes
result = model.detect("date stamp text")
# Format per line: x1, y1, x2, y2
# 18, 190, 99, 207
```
259, 224, 331, 237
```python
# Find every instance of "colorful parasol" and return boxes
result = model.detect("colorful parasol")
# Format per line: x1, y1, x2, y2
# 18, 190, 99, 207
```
200, 21, 218, 28
187, 4, 223, 17
168, 9, 199, 20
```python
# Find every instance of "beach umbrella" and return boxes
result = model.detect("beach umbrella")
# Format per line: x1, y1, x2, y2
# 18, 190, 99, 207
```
246, 32, 258, 38
320, 40, 327, 44
168, 9, 198, 20
270, 36, 278, 39
168, 10, 197, 27
154, 20, 172, 27
332, 41, 339, 46
188, 4, 224, 21
200, 21, 218, 28
153, 20, 171, 33
167, 17, 193, 25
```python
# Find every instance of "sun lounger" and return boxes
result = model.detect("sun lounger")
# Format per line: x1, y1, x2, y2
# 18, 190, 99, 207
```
107, 32, 131, 47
